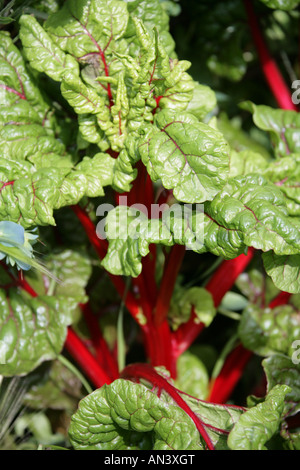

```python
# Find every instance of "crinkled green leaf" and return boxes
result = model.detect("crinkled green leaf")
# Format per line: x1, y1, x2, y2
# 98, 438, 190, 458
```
241, 101, 300, 158
238, 303, 300, 357
0, 117, 114, 226
262, 155, 300, 216
68, 378, 204, 450
102, 174, 300, 277
19, 0, 213, 163
0, 31, 115, 228
101, 204, 205, 277
204, 174, 300, 258
228, 385, 291, 450
229, 149, 268, 178
124, 0, 174, 55
45, 0, 129, 60
111, 147, 138, 193
19, 15, 79, 82
44, 0, 129, 106
262, 353, 300, 416
0, 288, 75, 376
0, 31, 51, 119
60, 71, 108, 116
138, 109, 230, 203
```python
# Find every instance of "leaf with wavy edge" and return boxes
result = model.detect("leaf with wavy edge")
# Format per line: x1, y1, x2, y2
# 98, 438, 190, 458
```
228, 385, 291, 450
102, 174, 300, 278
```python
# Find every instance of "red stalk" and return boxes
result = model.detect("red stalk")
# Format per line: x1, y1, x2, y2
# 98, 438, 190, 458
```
208, 344, 253, 404
65, 328, 112, 388
80, 302, 119, 380
244, 0, 298, 111
122, 363, 215, 450
174, 248, 255, 356
208, 290, 292, 404
71, 203, 166, 368
153, 244, 186, 327
205, 248, 255, 307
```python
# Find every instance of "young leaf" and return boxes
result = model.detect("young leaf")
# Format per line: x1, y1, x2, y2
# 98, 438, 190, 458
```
169, 286, 216, 330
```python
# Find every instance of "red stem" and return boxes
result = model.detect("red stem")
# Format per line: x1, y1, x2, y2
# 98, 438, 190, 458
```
153, 244, 186, 327
208, 290, 292, 404
244, 0, 298, 111
80, 302, 119, 380
121, 363, 215, 450
174, 248, 255, 357
65, 328, 112, 388
208, 344, 253, 404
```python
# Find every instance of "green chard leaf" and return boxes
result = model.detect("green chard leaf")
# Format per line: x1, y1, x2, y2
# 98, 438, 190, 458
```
68, 378, 204, 450
19, 0, 215, 165
263, 251, 300, 294
68, 376, 245, 450
238, 303, 300, 358
138, 109, 230, 203
0, 30, 116, 228
262, 353, 300, 417
241, 101, 300, 158
101, 204, 205, 277
228, 385, 291, 450
0, 288, 74, 376
0, 249, 92, 376
203, 174, 300, 258
19, 14, 79, 82
102, 173, 300, 278
262, 155, 300, 216
169, 286, 216, 330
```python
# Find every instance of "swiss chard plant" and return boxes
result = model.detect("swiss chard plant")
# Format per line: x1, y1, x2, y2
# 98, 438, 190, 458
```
0, 0, 299, 451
